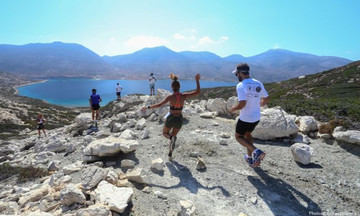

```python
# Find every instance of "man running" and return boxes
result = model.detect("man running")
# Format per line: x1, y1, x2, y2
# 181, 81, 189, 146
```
230, 63, 269, 167
116, 83, 123, 100
89, 88, 102, 124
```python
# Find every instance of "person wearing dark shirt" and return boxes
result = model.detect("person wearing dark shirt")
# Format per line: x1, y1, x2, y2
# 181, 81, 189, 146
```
89, 88, 102, 123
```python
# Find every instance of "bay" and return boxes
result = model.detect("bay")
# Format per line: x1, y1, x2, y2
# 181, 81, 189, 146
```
17, 78, 237, 107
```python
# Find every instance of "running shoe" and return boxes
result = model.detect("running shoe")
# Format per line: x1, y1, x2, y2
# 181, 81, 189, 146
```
252, 149, 266, 167
244, 154, 254, 167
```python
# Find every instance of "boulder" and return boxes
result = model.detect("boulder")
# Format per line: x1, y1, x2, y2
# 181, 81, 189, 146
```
121, 159, 136, 169
206, 98, 227, 115
124, 168, 149, 184
226, 96, 239, 115
297, 116, 318, 133
94, 181, 133, 213
60, 184, 86, 206
81, 166, 108, 190
135, 118, 147, 130
84, 136, 139, 157
200, 112, 217, 119
333, 130, 360, 145
290, 143, 314, 165
196, 157, 206, 170
119, 129, 138, 140
252, 107, 299, 140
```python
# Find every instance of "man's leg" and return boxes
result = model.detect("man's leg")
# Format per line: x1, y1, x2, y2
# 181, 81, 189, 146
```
91, 109, 95, 121
244, 132, 255, 156
235, 132, 256, 154
95, 110, 100, 120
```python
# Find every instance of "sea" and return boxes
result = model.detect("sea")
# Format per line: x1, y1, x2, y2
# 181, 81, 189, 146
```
17, 78, 237, 107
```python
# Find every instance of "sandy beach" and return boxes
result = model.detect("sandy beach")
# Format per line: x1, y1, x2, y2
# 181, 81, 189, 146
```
13, 79, 48, 95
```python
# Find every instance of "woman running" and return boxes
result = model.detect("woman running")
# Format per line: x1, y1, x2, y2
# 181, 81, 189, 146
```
142, 73, 201, 158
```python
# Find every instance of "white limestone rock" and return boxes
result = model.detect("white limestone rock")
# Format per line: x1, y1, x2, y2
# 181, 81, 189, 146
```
297, 116, 318, 133
252, 107, 299, 140
135, 118, 147, 130
206, 98, 227, 115
94, 181, 133, 213
119, 129, 138, 140
60, 184, 86, 206
84, 136, 139, 157
333, 130, 360, 145
151, 158, 164, 171
124, 168, 150, 184
290, 143, 314, 165
178, 200, 196, 216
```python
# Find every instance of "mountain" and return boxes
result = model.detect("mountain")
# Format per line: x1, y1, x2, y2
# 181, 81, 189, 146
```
104, 47, 353, 82
0, 42, 353, 82
0, 42, 114, 77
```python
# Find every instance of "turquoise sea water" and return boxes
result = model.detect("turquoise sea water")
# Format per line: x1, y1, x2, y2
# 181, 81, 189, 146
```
17, 78, 237, 107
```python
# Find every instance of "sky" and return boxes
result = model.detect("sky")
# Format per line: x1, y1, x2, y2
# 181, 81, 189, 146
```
1, 0, 360, 60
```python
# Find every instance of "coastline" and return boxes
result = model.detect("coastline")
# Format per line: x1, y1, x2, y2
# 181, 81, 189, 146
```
13, 79, 48, 95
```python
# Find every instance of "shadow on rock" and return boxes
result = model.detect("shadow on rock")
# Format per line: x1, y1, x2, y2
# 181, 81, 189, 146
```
150, 161, 230, 197
248, 168, 321, 216
296, 162, 323, 169
337, 141, 360, 157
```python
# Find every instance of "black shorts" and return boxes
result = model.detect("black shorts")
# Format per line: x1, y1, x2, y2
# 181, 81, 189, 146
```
165, 114, 183, 129
92, 104, 100, 110
116, 92, 121, 96
37, 123, 44, 130
236, 119, 259, 135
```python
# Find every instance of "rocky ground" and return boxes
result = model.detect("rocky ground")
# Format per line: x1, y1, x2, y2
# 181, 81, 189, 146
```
0, 91, 360, 216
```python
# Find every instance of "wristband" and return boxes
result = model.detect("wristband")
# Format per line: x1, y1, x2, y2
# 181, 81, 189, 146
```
147, 105, 151, 109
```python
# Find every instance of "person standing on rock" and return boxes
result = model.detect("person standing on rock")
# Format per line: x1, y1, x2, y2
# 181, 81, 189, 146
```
36, 113, 46, 138
89, 88, 102, 124
230, 63, 269, 167
142, 73, 201, 159
116, 82, 123, 100
149, 73, 157, 96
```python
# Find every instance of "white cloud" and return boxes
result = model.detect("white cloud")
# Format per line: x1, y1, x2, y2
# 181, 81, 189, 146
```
174, 33, 185, 40
124, 35, 168, 50
199, 36, 214, 45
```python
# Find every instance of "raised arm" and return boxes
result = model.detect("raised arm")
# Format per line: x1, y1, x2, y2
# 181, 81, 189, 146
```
183, 73, 201, 99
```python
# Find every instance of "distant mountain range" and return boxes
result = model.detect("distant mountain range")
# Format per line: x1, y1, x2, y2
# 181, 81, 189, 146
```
0, 42, 352, 82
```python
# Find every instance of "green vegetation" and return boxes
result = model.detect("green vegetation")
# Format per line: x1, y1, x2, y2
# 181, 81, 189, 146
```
0, 163, 49, 183
194, 61, 360, 130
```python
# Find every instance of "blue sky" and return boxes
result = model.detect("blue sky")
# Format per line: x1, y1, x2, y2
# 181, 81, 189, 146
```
1, 0, 359, 60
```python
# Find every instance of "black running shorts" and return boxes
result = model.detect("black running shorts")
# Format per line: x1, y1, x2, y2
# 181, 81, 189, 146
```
236, 119, 260, 135
92, 104, 100, 110
165, 114, 183, 129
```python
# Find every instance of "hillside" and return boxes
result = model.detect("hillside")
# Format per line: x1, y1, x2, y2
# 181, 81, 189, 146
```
0, 72, 79, 140
194, 61, 360, 130
0, 92, 359, 215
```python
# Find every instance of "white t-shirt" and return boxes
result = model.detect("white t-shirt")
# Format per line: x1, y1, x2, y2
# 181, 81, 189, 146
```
149, 76, 156, 84
236, 78, 268, 123
116, 85, 123, 92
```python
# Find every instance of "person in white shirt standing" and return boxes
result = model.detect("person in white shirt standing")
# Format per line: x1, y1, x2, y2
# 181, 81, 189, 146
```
149, 73, 157, 96
230, 63, 269, 168
116, 83, 123, 100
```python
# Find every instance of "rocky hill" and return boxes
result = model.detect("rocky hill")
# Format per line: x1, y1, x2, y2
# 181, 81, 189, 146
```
0, 71, 79, 140
195, 60, 360, 130
0, 89, 359, 215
